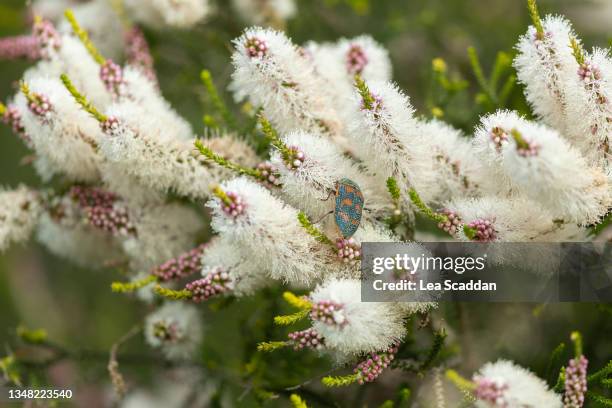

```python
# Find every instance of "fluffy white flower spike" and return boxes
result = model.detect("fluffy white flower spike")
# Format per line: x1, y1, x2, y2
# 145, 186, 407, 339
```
473, 360, 562, 408
346, 79, 438, 202
565, 46, 612, 170
145, 303, 203, 361
474, 111, 610, 224
270, 130, 389, 222
309, 279, 405, 355
207, 177, 344, 285
231, 27, 343, 142
124, 0, 210, 29
15, 77, 103, 182
232, 0, 297, 26
514, 15, 577, 135
0, 186, 41, 252
98, 100, 257, 200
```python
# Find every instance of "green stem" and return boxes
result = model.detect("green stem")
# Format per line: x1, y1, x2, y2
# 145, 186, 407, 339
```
570, 37, 585, 65
211, 185, 233, 207
297, 212, 335, 248
321, 373, 359, 387
570, 331, 583, 358
408, 188, 448, 224
153, 285, 193, 300
111, 275, 158, 293
60, 74, 108, 122
527, 0, 545, 40
510, 128, 531, 150
194, 139, 263, 179
467, 46, 497, 105
201, 70, 237, 129
64, 9, 106, 65
354, 75, 375, 111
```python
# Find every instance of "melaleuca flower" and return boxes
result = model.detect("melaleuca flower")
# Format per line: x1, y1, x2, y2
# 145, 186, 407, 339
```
288, 328, 325, 351
24, 34, 111, 109
474, 111, 610, 224
305, 35, 391, 108
121, 203, 203, 271
270, 130, 389, 222
346, 79, 438, 203
473, 360, 562, 408
15, 78, 102, 182
124, 26, 157, 84
309, 279, 406, 355
0, 35, 40, 60
100, 59, 127, 97
152, 243, 208, 282
98, 100, 256, 199
230, 27, 343, 141
353, 344, 398, 384
69, 185, 135, 236
201, 236, 268, 296
0, 186, 41, 252
231, 0, 297, 26
563, 355, 588, 408
208, 177, 337, 285
447, 196, 569, 242
33, 18, 61, 60
565, 47, 612, 169
419, 120, 491, 201
514, 15, 578, 134
124, 0, 210, 29
120, 66, 193, 141
145, 303, 203, 361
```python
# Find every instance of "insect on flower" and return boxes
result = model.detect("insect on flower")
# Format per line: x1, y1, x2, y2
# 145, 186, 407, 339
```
334, 178, 364, 239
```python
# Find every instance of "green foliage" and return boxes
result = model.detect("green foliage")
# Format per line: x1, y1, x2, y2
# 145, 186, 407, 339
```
153, 285, 193, 300
408, 188, 447, 224
16, 326, 48, 344
468, 47, 516, 110
111, 274, 158, 293
200, 69, 237, 130
297, 211, 335, 248
194, 139, 263, 179
257, 341, 290, 352
321, 373, 359, 387
273, 309, 310, 326
289, 393, 309, 408
60, 74, 108, 123
64, 9, 105, 65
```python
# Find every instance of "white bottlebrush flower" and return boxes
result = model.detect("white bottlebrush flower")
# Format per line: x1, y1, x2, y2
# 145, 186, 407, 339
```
122, 202, 203, 271
124, 0, 210, 29
309, 279, 406, 355
207, 177, 342, 285
474, 110, 610, 224
270, 129, 389, 223
514, 15, 578, 135
15, 77, 103, 182
230, 27, 343, 142
346, 79, 438, 202
232, 0, 297, 26
201, 236, 268, 296
24, 34, 111, 109
98, 100, 257, 199
0, 186, 41, 252
36, 212, 124, 268
473, 360, 562, 408
121, 66, 193, 142
305, 35, 391, 108
56, 0, 126, 61
419, 120, 491, 201
145, 303, 203, 361
564, 47, 612, 170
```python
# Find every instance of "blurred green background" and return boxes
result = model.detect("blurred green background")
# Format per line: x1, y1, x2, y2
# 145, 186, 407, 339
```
1, 0, 611, 406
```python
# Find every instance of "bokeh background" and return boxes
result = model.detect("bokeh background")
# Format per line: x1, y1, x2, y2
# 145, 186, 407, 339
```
0, 0, 611, 406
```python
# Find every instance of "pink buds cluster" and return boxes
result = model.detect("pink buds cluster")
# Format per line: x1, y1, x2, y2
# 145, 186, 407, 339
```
153, 320, 180, 343
152, 243, 208, 281
220, 191, 246, 218
336, 238, 361, 263
100, 60, 127, 96
474, 376, 509, 407
101, 116, 120, 135
285, 146, 305, 170
244, 37, 268, 59
124, 27, 157, 84
185, 267, 232, 302
310, 300, 347, 327
346, 44, 368, 75
438, 209, 462, 236
563, 355, 588, 408
466, 218, 497, 242
361, 92, 383, 113
578, 61, 601, 85
489, 126, 509, 151
69, 186, 135, 236
2, 105, 29, 145
0, 35, 40, 60
515, 139, 540, 157
33, 19, 61, 59
27, 92, 52, 119
354, 344, 399, 385
288, 328, 325, 351
255, 161, 282, 187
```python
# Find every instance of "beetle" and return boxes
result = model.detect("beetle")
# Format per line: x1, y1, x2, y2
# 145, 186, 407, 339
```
333, 178, 364, 239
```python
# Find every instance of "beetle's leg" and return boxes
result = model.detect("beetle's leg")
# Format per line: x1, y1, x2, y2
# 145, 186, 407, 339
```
312, 210, 334, 224
319, 189, 334, 201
